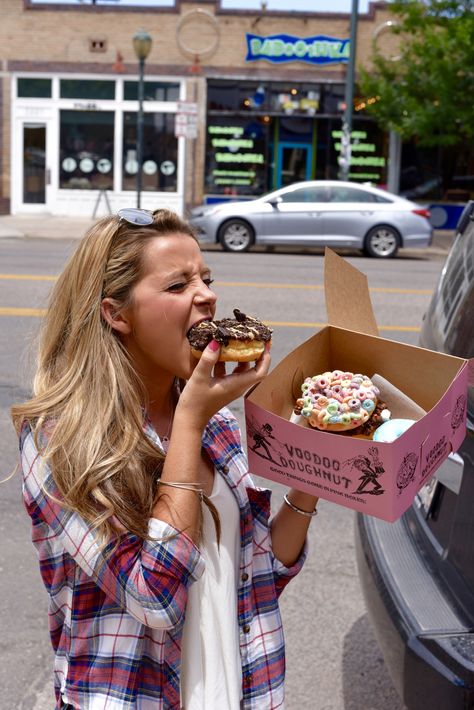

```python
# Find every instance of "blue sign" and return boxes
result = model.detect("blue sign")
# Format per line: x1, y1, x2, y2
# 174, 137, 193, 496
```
245, 33, 350, 65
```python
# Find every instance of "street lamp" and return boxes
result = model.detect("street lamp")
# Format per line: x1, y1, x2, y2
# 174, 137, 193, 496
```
132, 30, 152, 208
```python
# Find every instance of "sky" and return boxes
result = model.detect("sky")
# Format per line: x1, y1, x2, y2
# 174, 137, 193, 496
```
32, 0, 372, 14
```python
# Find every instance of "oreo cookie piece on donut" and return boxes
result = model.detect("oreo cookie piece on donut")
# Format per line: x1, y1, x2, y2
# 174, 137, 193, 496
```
188, 309, 272, 362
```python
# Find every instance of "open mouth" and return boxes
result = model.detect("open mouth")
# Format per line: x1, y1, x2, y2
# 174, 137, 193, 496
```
187, 318, 212, 337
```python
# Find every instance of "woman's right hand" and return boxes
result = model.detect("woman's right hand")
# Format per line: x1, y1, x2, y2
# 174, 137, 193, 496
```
175, 340, 271, 432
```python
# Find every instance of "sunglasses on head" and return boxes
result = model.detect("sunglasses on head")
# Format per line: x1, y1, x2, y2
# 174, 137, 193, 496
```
117, 208, 154, 226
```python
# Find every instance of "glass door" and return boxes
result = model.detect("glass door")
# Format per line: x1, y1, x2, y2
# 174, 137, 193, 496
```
14, 119, 54, 212
277, 143, 313, 188
22, 123, 47, 204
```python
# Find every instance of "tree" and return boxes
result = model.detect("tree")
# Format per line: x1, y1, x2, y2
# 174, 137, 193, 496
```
359, 0, 474, 152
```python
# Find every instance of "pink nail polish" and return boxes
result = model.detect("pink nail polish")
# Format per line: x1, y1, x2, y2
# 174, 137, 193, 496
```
208, 339, 220, 352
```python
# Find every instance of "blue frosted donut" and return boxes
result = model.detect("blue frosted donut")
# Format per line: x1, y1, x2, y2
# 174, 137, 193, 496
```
373, 419, 416, 443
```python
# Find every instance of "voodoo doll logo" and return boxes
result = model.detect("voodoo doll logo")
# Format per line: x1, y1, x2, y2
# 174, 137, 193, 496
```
344, 446, 386, 496
396, 452, 418, 493
451, 395, 467, 433
247, 416, 279, 463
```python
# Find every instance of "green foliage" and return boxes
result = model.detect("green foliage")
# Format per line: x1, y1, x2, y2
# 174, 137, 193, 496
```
359, 0, 474, 146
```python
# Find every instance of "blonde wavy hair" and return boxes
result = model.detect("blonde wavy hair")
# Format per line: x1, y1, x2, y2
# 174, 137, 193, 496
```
11, 209, 197, 542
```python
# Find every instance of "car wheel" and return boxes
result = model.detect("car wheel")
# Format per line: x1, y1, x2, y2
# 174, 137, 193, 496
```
218, 219, 255, 252
364, 225, 400, 258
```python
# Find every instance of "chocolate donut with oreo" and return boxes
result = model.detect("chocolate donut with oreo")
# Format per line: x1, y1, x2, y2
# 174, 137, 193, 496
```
188, 309, 272, 362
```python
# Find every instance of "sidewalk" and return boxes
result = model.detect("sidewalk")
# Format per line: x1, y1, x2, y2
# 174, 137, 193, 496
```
0, 214, 95, 240
0, 213, 456, 255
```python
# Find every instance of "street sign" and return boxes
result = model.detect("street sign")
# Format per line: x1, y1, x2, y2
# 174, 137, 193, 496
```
175, 108, 198, 139
177, 101, 198, 115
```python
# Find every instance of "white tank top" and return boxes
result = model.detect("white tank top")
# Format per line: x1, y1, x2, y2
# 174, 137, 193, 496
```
180, 470, 242, 710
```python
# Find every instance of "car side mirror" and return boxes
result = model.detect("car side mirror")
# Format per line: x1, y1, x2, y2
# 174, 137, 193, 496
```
267, 197, 282, 208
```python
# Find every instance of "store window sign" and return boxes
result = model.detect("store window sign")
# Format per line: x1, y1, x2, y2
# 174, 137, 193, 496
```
246, 33, 350, 65
97, 158, 112, 174
62, 157, 77, 173
79, 158, 94, 174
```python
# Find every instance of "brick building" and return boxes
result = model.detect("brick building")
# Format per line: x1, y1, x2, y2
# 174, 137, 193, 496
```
1, 0, 397, 216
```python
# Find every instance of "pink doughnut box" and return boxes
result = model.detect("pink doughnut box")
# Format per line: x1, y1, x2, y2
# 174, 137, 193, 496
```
244, 248, 472, 522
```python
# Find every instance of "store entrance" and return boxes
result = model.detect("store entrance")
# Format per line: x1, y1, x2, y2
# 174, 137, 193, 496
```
277, 142, 313, 188
22, 123, 47, 205
12, 119, 54, 213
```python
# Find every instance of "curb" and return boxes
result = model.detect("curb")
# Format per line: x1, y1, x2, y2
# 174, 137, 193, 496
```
0, 227, 24, 239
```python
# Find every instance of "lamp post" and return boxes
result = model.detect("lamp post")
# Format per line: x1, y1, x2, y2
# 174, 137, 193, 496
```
338, 0, 359, 181
132, 30, 152, 208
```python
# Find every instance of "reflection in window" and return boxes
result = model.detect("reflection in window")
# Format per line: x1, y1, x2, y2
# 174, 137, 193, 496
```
59, 110, 114, 190
122, 112, 178, 192
18, 78, 52, 98
124, 82, 179, 102
60, 80, 115, 100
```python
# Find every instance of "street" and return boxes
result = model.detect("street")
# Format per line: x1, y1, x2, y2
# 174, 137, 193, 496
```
0, 236, 447, 710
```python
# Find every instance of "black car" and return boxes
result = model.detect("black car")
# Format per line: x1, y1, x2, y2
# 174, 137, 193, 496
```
355, 201, 474, 709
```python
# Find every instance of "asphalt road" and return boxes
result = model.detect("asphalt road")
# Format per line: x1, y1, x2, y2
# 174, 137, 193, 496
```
0, 237, 448, 710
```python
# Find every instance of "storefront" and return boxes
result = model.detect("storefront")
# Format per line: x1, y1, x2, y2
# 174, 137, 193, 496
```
204, 78, 388, 203
11, 74, 186, 216
2, 0, 402, 216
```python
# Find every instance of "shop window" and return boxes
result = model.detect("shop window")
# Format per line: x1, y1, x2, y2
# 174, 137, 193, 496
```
124, 82, 179, 102
207, 81, 269, 112
60, 80, 115, 100
269, 83, 321, 116
205, 116, 269, 196
122, 112, 178, 192
17, 78, 52, 98
320, 85, 346, 114
319, 118, 388, 185
59, 110, 114, 190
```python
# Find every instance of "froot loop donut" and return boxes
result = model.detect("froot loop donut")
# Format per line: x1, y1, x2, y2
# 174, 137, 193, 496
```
187, 308, 272, 362
294, 370, 383, 432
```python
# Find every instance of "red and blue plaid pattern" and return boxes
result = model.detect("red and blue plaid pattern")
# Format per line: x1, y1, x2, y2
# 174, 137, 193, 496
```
20, 408, 306, 709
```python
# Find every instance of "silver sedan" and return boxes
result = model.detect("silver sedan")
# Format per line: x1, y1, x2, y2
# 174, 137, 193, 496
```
189, 180, 432, 258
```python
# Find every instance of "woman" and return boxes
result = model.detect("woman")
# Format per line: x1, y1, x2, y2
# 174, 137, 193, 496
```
12, 208, 319, 709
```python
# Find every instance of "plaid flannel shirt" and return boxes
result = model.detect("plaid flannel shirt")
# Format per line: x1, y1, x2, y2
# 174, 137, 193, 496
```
20, 408, 307, 709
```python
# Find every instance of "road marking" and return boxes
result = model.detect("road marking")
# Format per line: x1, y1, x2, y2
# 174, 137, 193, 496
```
0, 274, 433, 296
0, 308, 421, 332
0, 273, 57, 281
0, 307, 47, 316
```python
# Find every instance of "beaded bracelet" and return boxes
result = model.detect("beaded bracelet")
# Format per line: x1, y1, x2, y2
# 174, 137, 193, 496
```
283, 493, 318, 518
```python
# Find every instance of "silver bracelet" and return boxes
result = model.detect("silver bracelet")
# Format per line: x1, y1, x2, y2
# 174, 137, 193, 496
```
158, 480, 204, 500
283, 493, 318, 517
